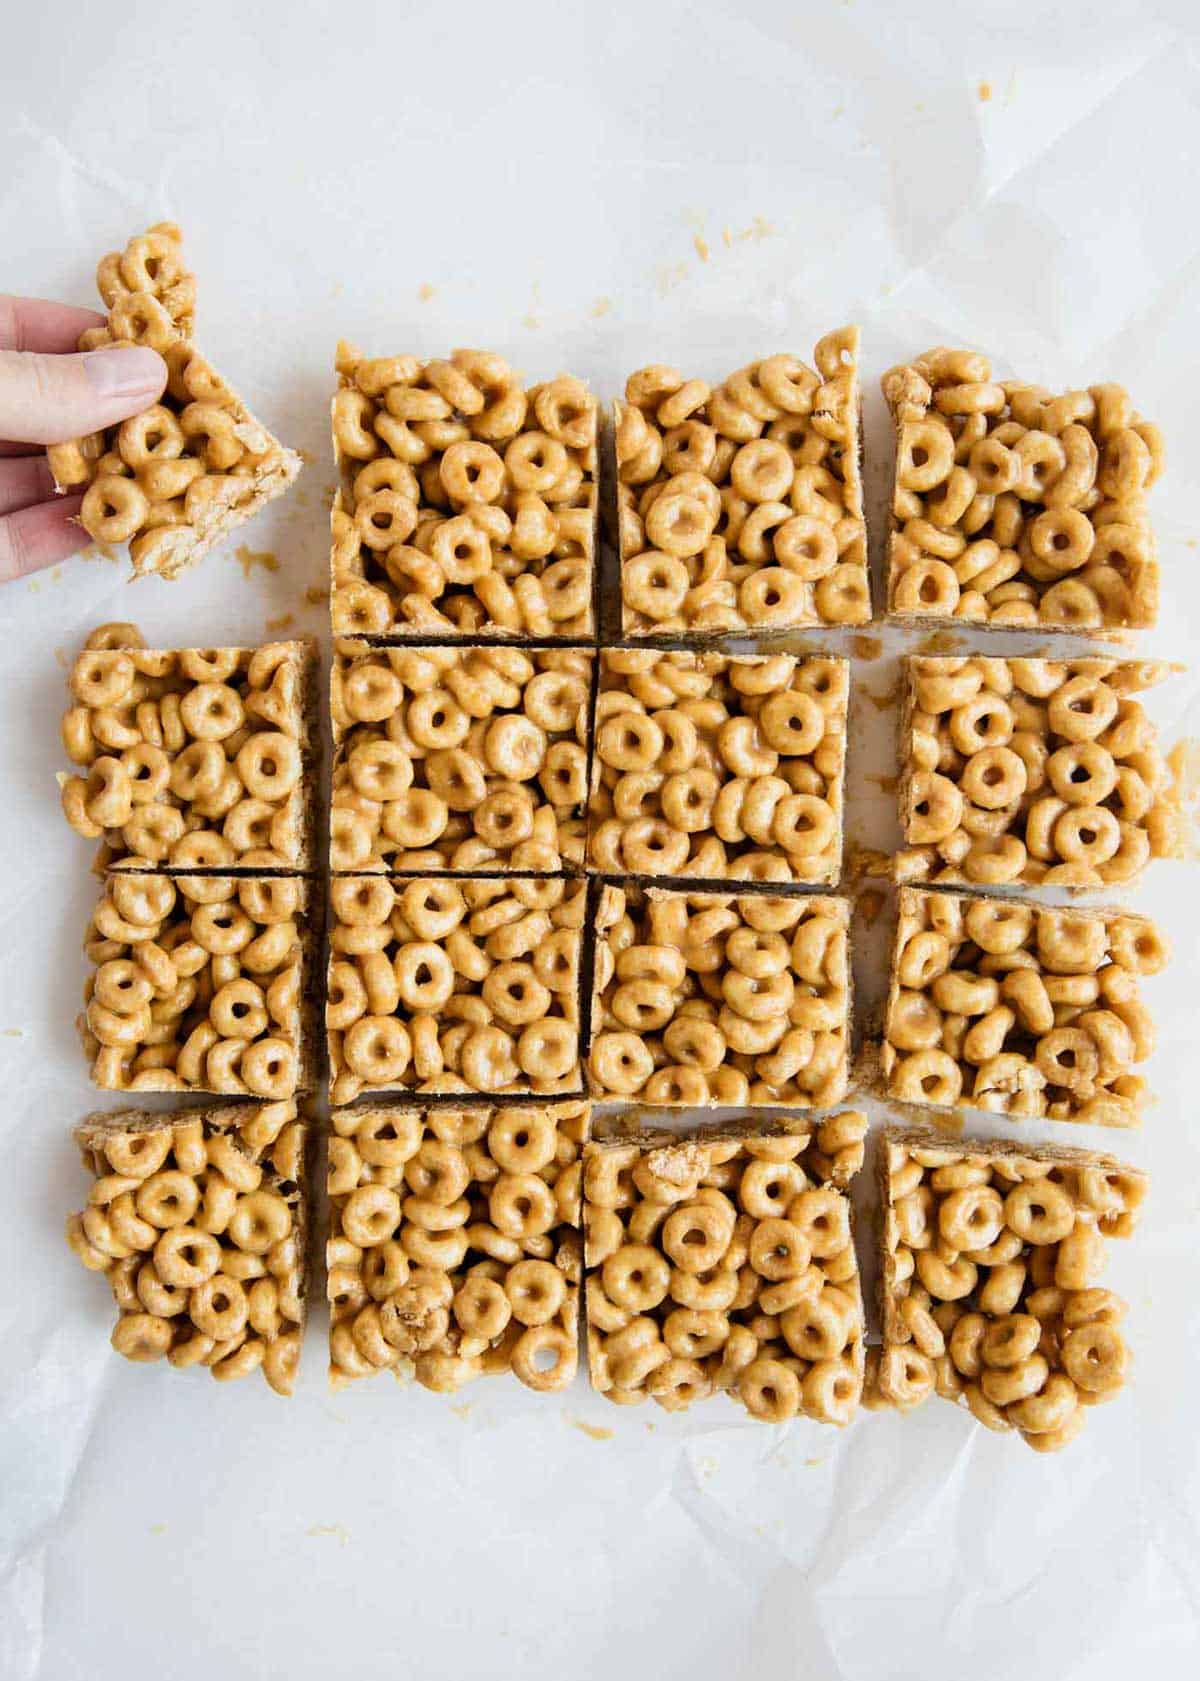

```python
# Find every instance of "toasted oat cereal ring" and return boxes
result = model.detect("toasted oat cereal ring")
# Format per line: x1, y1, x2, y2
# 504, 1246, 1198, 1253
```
82, 474, 150, 544
661, 1202, 733, 1274
393, 943, 456, 1012
1061, 1323, 1128, 1394
152, 1226, 221, 1288
1007, 1373, 1079, 1436
735, 1356, 800, 1422
748, 1217, 811, 1281
189, 1273, 249, 1341
877, 1346, 935, 1410
516, 1017, 577, 1082
938, 1185, 1004, 1251
788, 1188, 850, 1258
780, 1291, 853, 1361
179, 682, 246, 742
511, 1323, 576, 1392
1003, 1179, 1075, 1244
111, 1313, 173, 1362
135, 1170, 200, 1230
505, 1259, 567, 1327
227, 1189, 292, 1255
343, 1016, 411, 1084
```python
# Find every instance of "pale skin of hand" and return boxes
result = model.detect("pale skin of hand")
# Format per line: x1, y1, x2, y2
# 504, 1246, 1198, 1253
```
0, 296, 167, 583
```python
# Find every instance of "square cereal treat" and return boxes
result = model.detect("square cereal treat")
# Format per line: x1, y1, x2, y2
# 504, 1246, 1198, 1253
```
588, 884, 852, 1108
883, 347, 1161, 633
78, 872, 320, 1098
60, 622, 318, 871
616, 329, 869, 635
330, 641, 592, 874
873, 1127, 1147, 1451
584, 1113, 867, 1419
47, 225, 301, 579
881, 887, 1168, 1125
327, 1099, 587, 1395
66, 1100, 308, 1393
329, 344, 596, 639
897, 654, 1180, 891
327, 875, 585, 1104
589, 649, 847, 885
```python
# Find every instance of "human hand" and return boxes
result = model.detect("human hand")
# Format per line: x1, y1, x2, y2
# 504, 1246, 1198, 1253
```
0, 297, 166, 583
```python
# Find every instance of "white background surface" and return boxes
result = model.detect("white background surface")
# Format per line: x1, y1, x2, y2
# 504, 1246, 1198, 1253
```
3, 2, 1200, 1677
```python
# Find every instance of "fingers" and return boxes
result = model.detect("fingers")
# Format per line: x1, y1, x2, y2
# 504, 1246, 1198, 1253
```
0, 455, 55, 515
0, 345, 167, 447
0, 295, 107, 353
0, 493, 87, 583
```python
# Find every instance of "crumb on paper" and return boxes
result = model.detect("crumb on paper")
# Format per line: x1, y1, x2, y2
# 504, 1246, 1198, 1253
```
449, 1401, 474, 1420
866, 678, 901, 712
234, 545, 279, 579
978, 80, 993, 102
722, 227, 734, 248
54, 646, 69, 669
693, 234, 710, 262
655, 263, 688, 295
851, 633, 882, 661
565, 1414, 614, 1442
1167, 739, 1200, 803
832, 104, 845, 119
590, 297, 611, 319
330, 281, 344, 298
306, 1523, 350, 1546
305, 584, 329, 606
266, 613, 295, 633
522, 314, 541, 330
149, 1522, 167, 1536
297, 448, 317, 466
857, 888, 885, 929
1, 1027, 25, 1038
868, 773, 899, 795
845, 843, 892, 883
805, 1457, 824, 1468
916, 630, 964, 655
418, 283, 436, 302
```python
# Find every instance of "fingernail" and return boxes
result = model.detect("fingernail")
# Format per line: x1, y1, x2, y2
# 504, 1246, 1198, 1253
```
82, 345, 167, 398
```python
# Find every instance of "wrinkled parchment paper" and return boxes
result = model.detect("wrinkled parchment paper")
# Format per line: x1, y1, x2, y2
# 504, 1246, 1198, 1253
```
3, 3, 1200, 1676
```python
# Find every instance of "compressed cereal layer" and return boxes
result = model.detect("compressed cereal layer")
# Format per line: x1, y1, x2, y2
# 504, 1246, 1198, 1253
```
896, 655, 1180, 891
588, 884, 851, 1108
617, 330, 869, 635
327, 1100, 587, 1395
48, 225, 301, 579
881, 887, 1168, 1124
589, 650, 847, 885
78, 873, 318, 1098
66, 1101, 307, 1393
60, 622, 318, 872
874, 1127, 1147, 1451
327, 875, 584, 1104
330, 641, 591, 874
330, 344, 596, 639
883, 347, 1161, 632
584, 1114, 866, 1419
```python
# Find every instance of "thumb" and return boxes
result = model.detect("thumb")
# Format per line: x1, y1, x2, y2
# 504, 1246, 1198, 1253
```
0, 345, 167, 445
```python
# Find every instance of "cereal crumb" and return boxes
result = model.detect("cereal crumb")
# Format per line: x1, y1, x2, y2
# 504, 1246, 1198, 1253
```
305, 585, 329, 606
306, 1523, 350, 1546
234, 545, 279, 579
521, 314, 541, 330
418, 283, 436, 302
722, 227, 734, 249
590, 297, 612, 319
978, 80, 993, 102
804, 1457, 824, 1468
845, 843, 892, 883
297, 448, 317, 466
449, 1401, 474, 1420
693, 234, 710, 263
916, 630, 964, 654
851, 633, 882, 660
1, 1027, 24, 1038
868, 772, 899, 795
149, 1522, 167, 1536
857, 888, 885, 929
866, 679, 901, 712
54, 646, 69, 669
266, 613, 295, 633
565, 1414, 614, 1442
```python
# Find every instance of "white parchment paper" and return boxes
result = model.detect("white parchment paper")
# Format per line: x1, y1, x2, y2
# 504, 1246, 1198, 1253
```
2, 3, 1200, 1677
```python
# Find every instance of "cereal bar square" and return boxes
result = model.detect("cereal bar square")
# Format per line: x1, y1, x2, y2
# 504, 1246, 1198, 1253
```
897, 655, 1180, 891
883, 348, 1161, 632
48, 226, 301, 579
881, 887, 1168, 1124
873, 1127, 1147, 1451
589, 649, 848, 885
66, 1100, 308, 1393
616, 329, 869, 636
327, 1100, 587, 1395
584, 1114, 867, 1419
329, 345, 596, 639
60, 623, 319, 872
330, 641, 592, 874
327, 875, 585, 1104
588, 884, 852, 1108
78, 873, 320, 1098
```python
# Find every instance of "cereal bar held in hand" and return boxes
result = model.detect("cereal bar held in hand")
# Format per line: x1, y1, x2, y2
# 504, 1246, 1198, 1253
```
872, 1127, 1146, 1451
584, 1114, 867, 1419
66, 1101, 308, 1393
896, 654, 1180, 891
59, 621, 318, 872
588, 884, 852, 1108
883, 347, 1161, 632
881, 887, 1168, 1125
617, 330, 869, 635
330, 345, 596, 639
589, 650, 848, 885
48, 225, 301, 579
327, 1100, 587, 1395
